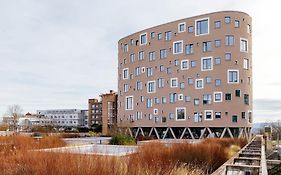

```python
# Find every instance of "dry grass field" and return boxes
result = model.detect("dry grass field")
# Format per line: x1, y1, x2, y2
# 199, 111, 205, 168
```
0, 135, 246, 175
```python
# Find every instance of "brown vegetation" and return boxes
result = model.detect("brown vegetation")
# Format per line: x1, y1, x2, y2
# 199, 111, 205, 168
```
0, 135, 246, 175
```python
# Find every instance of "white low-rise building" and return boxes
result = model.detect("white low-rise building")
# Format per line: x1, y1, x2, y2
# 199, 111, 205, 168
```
37, 109, 83, 128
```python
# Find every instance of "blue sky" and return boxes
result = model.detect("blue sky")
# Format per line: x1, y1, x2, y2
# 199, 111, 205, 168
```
0, 0, 280, 123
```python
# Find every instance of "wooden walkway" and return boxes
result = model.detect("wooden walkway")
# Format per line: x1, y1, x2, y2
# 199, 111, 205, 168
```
212, 135, 268, 175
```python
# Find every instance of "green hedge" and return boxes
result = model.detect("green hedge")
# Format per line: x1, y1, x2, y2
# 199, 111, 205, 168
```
109, 134, 136, 145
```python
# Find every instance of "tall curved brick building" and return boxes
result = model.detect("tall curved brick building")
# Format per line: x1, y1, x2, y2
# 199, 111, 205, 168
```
117, 11, 252, 140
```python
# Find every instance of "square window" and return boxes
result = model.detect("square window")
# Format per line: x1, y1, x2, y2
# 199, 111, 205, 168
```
215, 21, 221, 29
194, 98, 200, 105
201, 57, 213, 71
196, 18, 209, 36
191, 60, 196, 67
215, 57, 221, 65
169, 113, 175, 119
225, 93, 232, 101
203, 94, 212, 104
173, 41, 183, 54
215, 112, 221, 119
185, 96, 191, 102
228, 70, 239, 84
214, 92, 222, 102
215, 79, 221, 86
206, 76, 212, 84
185, 44, 194, 54
176, 107, 186, 120
215, 39, 221, 47
225, 53, 231, 61
188, 26, 193, 33
225, 35, 234, 46
205, 110, 213, 120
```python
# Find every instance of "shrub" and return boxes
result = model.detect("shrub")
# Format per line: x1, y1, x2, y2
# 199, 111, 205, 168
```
109, 134, 136, 145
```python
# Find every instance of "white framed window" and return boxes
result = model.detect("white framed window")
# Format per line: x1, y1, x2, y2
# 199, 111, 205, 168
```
178, 94, 184, 101
195, 79, 204, 89
147, 81, 156, 93
240, 38, 248, 52
141, 67, 146, 73
140, 33, 147, 45
214, 92, 222, 102
204, 110, 213, 120
195, 18, 209, 36
170, 78, 178, 88
181, 59, 189, 70
227, 69, 239, 84
201, 57, 213, 71
243, 58, 249, 69
153, 108, 158, 115
173, 40, 183, 54
125, 96, 133, 110
176, 107, 186, 120
122, 68, 129, 79
178, 22, 186, 33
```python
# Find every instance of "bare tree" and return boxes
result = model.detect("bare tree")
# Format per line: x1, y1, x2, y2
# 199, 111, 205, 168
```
5, 104, 23, 133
